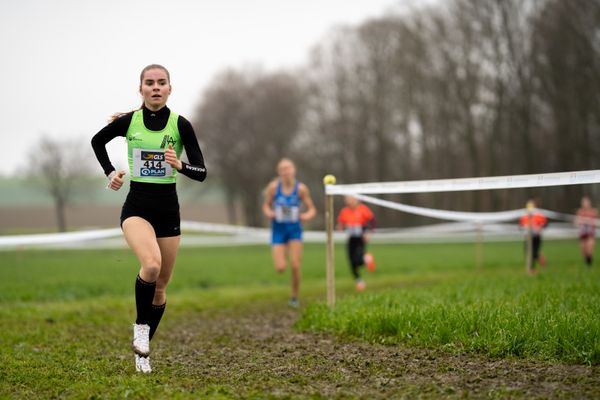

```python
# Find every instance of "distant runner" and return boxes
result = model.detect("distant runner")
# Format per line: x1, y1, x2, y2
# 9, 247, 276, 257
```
262, 158, 316, 308
337, 196, 376, 291
519, 199, 548, 272
576, 196, 597, 267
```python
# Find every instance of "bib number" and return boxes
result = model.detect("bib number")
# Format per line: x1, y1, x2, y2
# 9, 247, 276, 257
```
133, 149, 173, 178
582, 224, 594, 235
346, 225, 363, 237
275, 205, 299, 223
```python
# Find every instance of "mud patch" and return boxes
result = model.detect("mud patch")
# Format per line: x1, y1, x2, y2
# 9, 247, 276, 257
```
155, 304, 600, 399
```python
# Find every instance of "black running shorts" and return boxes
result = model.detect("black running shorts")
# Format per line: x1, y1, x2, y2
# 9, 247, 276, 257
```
120, 181, 181, 238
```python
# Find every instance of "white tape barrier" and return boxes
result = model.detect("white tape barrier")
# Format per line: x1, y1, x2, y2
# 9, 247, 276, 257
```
0, 203, 581, 249
0, 222, 265, 249
0, 197, 593, 250
353, 194, 587, 223
0, 220, 590, 249
0, 222, 343, 249
181, 221, 345, 242
0, 228, 123, 247
326, 169, 600, 195
372, 222, 582, 243
354, 194, 524, 222
180, 221, 269, 236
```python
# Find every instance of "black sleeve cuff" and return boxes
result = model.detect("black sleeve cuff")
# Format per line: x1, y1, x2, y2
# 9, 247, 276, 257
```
178, 161, 207, 182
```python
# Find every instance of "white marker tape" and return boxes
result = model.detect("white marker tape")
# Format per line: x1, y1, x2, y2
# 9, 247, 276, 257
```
326, 169, 600, 195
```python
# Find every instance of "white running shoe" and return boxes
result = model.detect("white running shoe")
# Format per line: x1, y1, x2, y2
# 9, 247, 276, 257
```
135, 354, 152, 373
355, 279, 366, 292
132, 324, 150, 356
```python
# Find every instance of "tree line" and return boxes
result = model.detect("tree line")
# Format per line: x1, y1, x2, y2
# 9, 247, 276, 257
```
194, 0, 600, 227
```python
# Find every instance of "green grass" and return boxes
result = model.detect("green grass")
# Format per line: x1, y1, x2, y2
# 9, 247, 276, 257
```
0, 240, 598, 398
0, 240, 502, 304
0, 245, 299, 399
297, 242, 600, 365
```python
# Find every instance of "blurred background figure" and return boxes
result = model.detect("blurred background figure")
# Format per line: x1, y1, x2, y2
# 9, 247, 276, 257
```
519, 198, 548, 273
576, 196, 597, 267
262, 158, 316, 307
337, 196, 376, 291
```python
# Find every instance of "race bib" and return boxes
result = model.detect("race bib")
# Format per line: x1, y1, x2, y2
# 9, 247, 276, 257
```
132, 148, 173, 178
275, 205, 299, 223
582, 224, 595, 235
346, 225, 363, 237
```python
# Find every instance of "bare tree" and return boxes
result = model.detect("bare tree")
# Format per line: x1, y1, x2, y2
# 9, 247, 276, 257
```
532, 0, 600, 207
194, 68, 303, 226
192, 0, 600, 227
27, 136, 93, 232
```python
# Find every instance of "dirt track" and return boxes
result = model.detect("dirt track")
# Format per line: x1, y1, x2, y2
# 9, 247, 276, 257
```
154, 305, 600, 399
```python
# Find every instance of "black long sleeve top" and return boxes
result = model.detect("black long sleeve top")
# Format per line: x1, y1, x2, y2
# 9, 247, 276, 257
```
91, 106, 207, 182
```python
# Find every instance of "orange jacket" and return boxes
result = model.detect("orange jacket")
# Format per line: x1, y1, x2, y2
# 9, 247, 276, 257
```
338, 204, 375, 228
519, 212, 548, 231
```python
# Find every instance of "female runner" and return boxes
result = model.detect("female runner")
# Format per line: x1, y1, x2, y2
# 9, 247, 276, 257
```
262, 158, 316, 307
576, 196, 597, 267
91, 64, 207, 373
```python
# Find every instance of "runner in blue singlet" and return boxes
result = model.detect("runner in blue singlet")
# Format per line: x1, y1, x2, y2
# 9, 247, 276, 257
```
271, 180, 302, 244
262, 158, 316, 307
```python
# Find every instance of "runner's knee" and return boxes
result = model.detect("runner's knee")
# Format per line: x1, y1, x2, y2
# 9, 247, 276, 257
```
140, 255, 161, 280
275, 262, 286, 273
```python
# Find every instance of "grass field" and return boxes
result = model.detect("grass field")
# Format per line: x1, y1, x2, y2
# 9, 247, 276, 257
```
1, 240, 599, 398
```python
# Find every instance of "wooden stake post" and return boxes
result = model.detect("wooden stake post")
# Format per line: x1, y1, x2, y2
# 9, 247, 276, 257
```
323, 175, 336, 307
475, 222, 483, 269
525, 201, 534, 274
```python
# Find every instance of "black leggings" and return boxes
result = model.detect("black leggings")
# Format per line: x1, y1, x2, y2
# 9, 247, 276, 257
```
525, 234, 542, 265
347, 237, 366, 279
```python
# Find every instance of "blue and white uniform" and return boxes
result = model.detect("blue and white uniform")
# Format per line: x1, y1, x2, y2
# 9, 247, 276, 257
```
271, 180, 303, 244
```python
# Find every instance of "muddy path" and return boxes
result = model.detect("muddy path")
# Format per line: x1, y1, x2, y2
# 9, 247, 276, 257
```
155, 305, 600, 399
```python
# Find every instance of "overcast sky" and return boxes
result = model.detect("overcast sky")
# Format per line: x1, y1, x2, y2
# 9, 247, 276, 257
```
0, 0, 414, 176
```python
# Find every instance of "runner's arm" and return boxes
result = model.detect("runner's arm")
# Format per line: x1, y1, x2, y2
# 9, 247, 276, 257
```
299, 184, 316, 222
90, 113, 132, 176
177, 117, 207, 182
262, 182, 276, 219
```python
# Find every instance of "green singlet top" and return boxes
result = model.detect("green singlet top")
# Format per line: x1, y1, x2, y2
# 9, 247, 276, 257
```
126, 109, 183, 184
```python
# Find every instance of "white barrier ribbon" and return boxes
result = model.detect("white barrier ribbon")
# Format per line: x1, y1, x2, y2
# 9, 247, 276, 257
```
352, 194, 592, 223
180, 221, 269, 236
326, 169, 600, 195
353, 194, 525, 222
0, 220, 590, 249
0, 228, 122, 247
